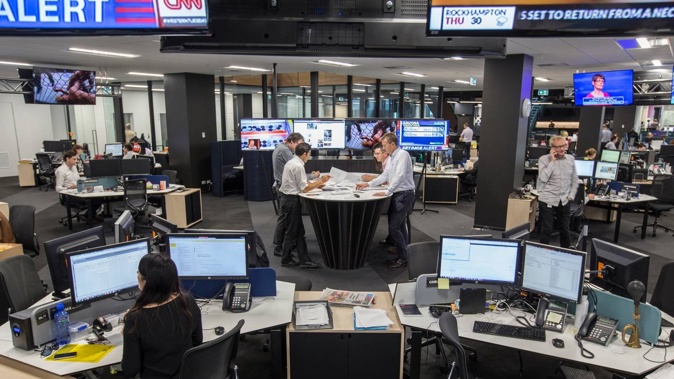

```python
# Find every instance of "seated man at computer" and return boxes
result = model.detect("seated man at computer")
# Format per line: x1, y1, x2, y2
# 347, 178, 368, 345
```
123, 143, 137, 159
55, 150, 79, 191
605, 135, 618, 150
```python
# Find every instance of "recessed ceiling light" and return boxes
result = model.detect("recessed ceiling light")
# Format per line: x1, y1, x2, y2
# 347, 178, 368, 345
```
390, 92, 399, 95
225, 65, 270, 72
352, 89, 366, 92
124, 84, 148, 89
69, 47, 139, 58
230, 80, 238, 83
128, 72, 164, 77
404, 88, 416, 91
443, 57, 464, 61
98, 76, 116, 80
430, 87, 439, 90
649, 68, 669, 72
354, 83, 372, 87
652, 60, 662, 66
534, 77, 551, 82
636, 38, 651, 48
400, 72, 426, 78
0, 60, 31, 66
454, 80, 470, 84
314, 60, 357, 67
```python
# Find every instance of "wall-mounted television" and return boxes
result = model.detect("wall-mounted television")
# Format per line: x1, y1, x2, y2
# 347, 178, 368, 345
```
293, 119, 346, 149
396, 119, 449, 151
345, 119, 396, 150
33, 67, 96, 105
573, 70, 633, 106
240, 118, 292, 151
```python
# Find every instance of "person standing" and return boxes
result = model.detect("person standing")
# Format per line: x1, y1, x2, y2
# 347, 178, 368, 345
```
125, 123, 136, 143
278, 143, 330, 268
55, 150, 80, 191
600, 123, 612, 143
536, 135, 579, 248
356, 133, 415, 268
272, 133, 318, 257
360, 143, 392, 246
459, 123, 473, 143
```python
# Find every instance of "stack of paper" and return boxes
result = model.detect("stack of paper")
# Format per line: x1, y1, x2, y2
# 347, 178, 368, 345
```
295, 303, 330, 327
353, 306, 393, 330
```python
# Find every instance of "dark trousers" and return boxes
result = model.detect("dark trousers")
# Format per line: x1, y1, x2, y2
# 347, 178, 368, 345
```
272, 190, 286, 255
280, 194, 310, 264
539, 200, 571, 248
389, 191, 416, 260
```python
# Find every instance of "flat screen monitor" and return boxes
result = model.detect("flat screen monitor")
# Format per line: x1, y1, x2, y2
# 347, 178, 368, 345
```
660, 145, 674, 158
105, 143, 123, 157
520, 241, 586, 304
89, 159, 121, 178
240, 118, 292, 151
114, 210, 135, 243
437, 236, 520, 285
502, 223, 530, 241
151, 214, 178, 236
574, 160, 595, 178
345, 119, 396, 150
651, 139, 664, 151
590, 238, 650, 302
600, 149, 620, 163
396, 119, 449, 151
43, 140, 71, 153
527, 146, 549, 160
121, 159, 151, 175
619, 151, 632, 165
33, 67, 96, 105
292, 119, 346, 149
573, 70, 633, 106
594, 161, 619, 181
66, 238, 149, 306
43, 225, 106, 299
167, 233, 249, 280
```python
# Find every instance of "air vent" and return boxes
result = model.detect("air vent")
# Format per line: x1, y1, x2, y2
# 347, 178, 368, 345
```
400, 0, 427, 18
383, 66, 411, 69
307, 0, 358, 17
537, 63, 569, 67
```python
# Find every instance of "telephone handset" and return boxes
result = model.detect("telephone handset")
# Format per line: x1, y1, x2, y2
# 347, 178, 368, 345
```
222, 283, 251, 312
535, 298, 567, 332
535, 298, 548, 327
577, 312, 618, 346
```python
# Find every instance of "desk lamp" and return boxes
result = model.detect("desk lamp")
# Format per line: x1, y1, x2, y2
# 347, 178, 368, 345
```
621, 280, 645, 348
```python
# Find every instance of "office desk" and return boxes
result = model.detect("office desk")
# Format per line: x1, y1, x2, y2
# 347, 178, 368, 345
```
588, 194, 657, 243
0, 281, 295, 379
390, 282, 672, 379
287, 291, 403, 379
299, 189, 390, 269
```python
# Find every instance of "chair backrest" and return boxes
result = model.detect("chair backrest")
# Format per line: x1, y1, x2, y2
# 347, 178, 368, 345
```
650, 262, 674, 317
0, 255, 46, 323
652, 175, 674, 204
9, 205, 38, 256
35, 153, 53, 172
124, 178, 148, 214
179, 319, 244, 379
407, 241, 439, 280
439, 312, 471, 379
163, 170, 178, 184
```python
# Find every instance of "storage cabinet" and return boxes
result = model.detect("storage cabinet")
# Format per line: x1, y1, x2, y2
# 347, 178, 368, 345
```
506, 196, 537, 231
422, 175, 459, 204
164, 188, 202, 228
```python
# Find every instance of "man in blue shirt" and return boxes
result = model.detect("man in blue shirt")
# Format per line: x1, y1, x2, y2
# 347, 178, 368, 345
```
357, 133, 415, 268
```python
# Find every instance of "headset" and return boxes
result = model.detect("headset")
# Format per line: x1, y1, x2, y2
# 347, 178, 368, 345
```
429, 305, 453, 319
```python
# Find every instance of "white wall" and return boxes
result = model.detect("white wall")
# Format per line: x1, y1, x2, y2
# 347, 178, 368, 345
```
121, 90, 152, 142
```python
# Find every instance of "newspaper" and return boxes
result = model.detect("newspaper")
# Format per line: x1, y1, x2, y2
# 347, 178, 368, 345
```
319, 288, 375, 307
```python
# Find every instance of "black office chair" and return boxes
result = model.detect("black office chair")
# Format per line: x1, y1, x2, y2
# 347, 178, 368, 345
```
9, 205, 40, 258
114, 178, 150, 228
556, 363, 597, 379
163, 169, 178, 184
407, 241, 439, 281
569, 183, 586, 233
438, 312, 476, 379
179, 319, 244, 379
35, 153, 55, 191
58, 193, 87, 226
0, 255, 48, 324
459, 162, 478, 202
148, 170, 179, 208
633, 175, 674, 237
650, 262, 674, 317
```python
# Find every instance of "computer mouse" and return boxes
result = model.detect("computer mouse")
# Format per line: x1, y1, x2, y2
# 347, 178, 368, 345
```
552, 338, 564, 348
214, 326, 225, 335
353, 194, 360, 198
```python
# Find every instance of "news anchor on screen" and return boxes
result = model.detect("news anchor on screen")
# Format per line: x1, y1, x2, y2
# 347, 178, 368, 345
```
585, 74, 609, 98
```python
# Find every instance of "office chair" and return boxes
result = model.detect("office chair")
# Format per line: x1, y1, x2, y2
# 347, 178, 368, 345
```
179, 319, 244, 379
35, 153, 55, 191
407, 241, 440, 281
649, 262, 674, 317
569, 183, 586, 233
114, 178, 150, 228
9, 205, 40, 258
148, 170, 179, 208
555, 363, 597, 379
0, 255, 48, 324
632, 175, 674, 237
58, 193, 87, 226
459, 162, 478, 202
163, 169, 178, 185
438, 312, 476, 379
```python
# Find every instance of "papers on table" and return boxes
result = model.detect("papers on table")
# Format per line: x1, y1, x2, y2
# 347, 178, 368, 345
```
326, 167, 363, 188
353, 306, 393, 330
294, 302, 333, 329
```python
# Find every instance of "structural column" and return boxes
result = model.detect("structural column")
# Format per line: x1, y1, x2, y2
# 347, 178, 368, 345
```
474, 54, 533, 230
576, 107, 605, 158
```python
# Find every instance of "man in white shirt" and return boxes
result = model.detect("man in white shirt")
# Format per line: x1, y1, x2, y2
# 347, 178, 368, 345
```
55, 150, 80, 191
600, 124, 612, 143
459, 123, 473, 143
605, 135, 618, 150
123, 143, 137, 159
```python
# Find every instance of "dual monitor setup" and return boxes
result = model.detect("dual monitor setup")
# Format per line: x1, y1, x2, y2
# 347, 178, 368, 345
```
240, 118, 450, 152
86, 157, 153, 178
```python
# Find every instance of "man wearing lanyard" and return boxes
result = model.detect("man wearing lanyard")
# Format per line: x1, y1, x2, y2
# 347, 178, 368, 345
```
356, 133, 415, 268
279, 143, 330, 268
537, 135, 579, 248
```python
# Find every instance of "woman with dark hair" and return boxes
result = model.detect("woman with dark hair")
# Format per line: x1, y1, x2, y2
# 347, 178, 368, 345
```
122, 253, 203, 379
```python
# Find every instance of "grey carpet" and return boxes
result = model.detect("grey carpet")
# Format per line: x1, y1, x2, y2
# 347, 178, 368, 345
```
0, 176, 27, 199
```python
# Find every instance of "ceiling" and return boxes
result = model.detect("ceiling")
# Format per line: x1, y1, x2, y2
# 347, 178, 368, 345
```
0, 34, 673, 92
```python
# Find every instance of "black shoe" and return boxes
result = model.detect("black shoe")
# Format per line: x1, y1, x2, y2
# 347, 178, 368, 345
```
389, 259, 407, 268
273, 251, 282, 257
300, 261, 321, 269
386, 258, 398, 264
387, 246, 398, 254
281, 260, 299, 267
379, 239, 394, 245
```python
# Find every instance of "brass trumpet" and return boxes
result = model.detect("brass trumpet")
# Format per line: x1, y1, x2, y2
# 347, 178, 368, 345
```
621, 280, 645, 349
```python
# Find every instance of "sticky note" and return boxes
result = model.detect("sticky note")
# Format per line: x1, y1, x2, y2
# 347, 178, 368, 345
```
438, 278, 450, 290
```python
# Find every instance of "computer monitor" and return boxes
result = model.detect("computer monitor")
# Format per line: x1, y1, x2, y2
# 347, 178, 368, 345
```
43, 226, 106, 299
121, 159, 151, 175
660, 145, 674, 158
594, 161, 618, 180
590, 238, 650, 302
502, 223, 530, 241
574, 160, 595, 178
114, 210, 135, 243
618, 151, 631, 165
437, 236, 520, 285
43, 140, 69, 153
150, 214, 178, 251
574, 225, 589, 252
105, 143, 123, 157
89, 159, 121, 178
651, 139, 664, 151
527, 146, 549, 160
166, 233, 249, 280
600, 149, 620, 163
520, 241, 586, 303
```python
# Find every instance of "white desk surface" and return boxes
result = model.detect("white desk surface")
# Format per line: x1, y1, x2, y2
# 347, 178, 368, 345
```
59, 185, 185, 199
389, 282, 673, 376
413, 166, 465, 175
0, 281, 295, 377
299, 187, 392, 202
589, 193, 658, 205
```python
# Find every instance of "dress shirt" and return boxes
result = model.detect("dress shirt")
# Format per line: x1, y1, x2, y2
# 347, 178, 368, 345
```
123, 151, 137, 159
272, 143, 293, 184
536, 154, 578, 207
55, 163, 79, 191
279, 156, 308, 195
370, 147, 414, 196
460, 127, 474, 142
600, 129, 612, 143
605, 141, 617, 150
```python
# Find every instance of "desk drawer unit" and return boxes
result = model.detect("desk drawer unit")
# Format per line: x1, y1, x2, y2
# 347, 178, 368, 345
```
164, 188, 202, 228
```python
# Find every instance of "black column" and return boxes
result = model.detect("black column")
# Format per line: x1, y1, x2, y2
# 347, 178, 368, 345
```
147, 80, 157, 150
164, 73, 217, 189
474, 54, 533, 230
347, 75, 353, 117
420, 84, 426, 119
310, 71, 319, 117
437, 86, 444, 118
113, 93, 125, 142
219, 77, 226, 140
613, 106, 636, 139
398, 82, 405, 117
576, 107, 605, 157
271, 64, 278, 118
262, 74, 268, 118
375, 79, 381, 118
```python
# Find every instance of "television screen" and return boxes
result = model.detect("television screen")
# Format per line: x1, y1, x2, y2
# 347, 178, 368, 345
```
573, 70, 633, 106
595, 161, 618, 181
240, 119, 292, 151
33, 67, 96, 105
293, 119, 346, 149
345, 119, 396, 150
396, 119, 449, 151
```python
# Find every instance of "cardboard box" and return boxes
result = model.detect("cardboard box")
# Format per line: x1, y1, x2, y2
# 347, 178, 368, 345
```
584, 205, 617, 222
0, 243, 23, 260
0, 202, 8, 220
18, 161, 36, 187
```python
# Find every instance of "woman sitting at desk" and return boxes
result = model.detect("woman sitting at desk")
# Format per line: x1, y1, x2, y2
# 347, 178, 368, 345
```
122, 253, 203, 379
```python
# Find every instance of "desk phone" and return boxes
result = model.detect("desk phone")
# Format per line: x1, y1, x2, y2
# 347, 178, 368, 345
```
223, 283, 251, 312
578, 313, 619, 346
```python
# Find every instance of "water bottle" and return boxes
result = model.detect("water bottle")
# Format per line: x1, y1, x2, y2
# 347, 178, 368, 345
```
54, 302, 71, 346
574, 294, 589, 331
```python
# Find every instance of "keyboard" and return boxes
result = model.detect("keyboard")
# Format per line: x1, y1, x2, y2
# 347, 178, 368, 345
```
473, 321, 546, 342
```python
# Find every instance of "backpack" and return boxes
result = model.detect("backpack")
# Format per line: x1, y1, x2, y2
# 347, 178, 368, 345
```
249, 232, 270, 268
